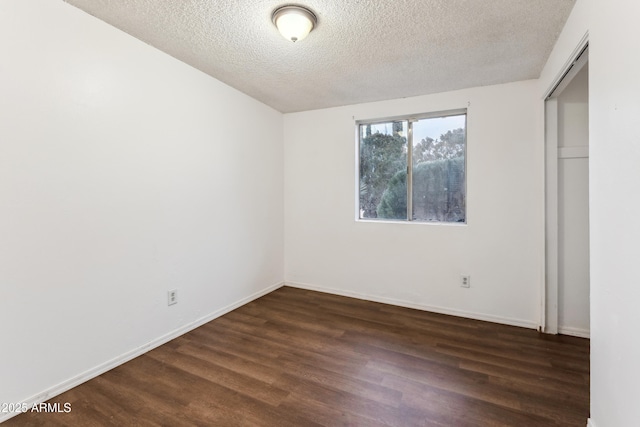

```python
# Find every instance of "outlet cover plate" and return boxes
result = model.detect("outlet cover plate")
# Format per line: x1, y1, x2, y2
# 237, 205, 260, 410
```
168, 289, 178, 306
460, 275, 471, 288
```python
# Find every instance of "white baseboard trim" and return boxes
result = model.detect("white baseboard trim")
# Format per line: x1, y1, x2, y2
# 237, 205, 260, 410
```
285, 281, 538, 330
0, 281, 284, 424
587, 418, 596, 427
558, 325, 590, 339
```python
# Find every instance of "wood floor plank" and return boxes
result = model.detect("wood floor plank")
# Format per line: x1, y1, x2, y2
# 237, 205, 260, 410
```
277, 393, 394, 427
383, 373, 561, 427
459, 360, 589, 399
6, 286, 589, 426
145, 347, 290, 407
434, 343, 588, 382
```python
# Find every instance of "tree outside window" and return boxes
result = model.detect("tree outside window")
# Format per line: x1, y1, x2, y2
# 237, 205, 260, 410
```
358, 111, 466, 223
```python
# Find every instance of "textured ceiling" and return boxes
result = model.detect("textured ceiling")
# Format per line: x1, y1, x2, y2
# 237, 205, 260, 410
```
63, 0, 576, 113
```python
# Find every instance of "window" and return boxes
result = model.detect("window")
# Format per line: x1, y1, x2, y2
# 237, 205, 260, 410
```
358, 110, 466, 223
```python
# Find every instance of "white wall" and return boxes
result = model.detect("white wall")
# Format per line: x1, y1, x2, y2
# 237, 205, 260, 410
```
0, 0, 283, 414
284, 80, 543, 328
541, 0, 640, 424
589, 0, 640, 425
10, 2, 639, 426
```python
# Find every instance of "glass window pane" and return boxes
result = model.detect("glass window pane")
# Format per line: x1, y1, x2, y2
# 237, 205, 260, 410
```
411, 115, 466, 222
359, 121, 407, 220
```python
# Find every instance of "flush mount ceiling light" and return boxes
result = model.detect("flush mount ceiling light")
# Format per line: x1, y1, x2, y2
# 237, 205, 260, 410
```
272, 5, 317, 42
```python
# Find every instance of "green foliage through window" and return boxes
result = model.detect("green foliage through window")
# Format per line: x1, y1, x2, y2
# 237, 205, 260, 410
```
358, 111, 466, 223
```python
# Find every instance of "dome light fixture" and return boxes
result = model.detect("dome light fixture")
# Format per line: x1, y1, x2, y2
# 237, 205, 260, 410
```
272, 5, 317, 43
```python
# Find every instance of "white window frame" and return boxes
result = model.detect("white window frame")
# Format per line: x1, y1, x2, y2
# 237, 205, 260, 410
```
356, 108, 467, 223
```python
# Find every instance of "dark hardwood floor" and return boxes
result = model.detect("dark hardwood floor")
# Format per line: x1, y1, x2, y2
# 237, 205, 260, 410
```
6, 287, 589, 426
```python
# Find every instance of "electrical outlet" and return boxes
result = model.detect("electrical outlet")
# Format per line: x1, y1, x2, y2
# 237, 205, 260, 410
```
168, 289, 178, 306
460, 275, 470, 288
